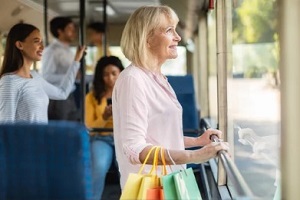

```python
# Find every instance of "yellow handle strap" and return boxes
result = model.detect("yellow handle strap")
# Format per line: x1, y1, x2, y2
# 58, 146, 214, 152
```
149, 146, 161, 175
138, 146, 168, 176
161, 147, 167, 175
138, 146, 158, 174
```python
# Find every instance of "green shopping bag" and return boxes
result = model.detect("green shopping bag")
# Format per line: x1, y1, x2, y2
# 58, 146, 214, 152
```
161, 149, 202, 200
161, 171, 178, 200
173, 168, 202, 200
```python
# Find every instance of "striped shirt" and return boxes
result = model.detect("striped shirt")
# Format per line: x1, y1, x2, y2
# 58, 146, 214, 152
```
0, 62, 80, 124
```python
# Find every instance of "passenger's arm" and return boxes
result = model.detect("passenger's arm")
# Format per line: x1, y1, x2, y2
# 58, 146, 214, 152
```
36, 61, 80, 100
114, 75, 151, 164
139, 122, 226, 165
42, 48, 71, 84
184, 128, 223, 148
139, 143, 228, 165
0, 79, 18, 123
42, 46, 86, 85
39, 46, 85, 100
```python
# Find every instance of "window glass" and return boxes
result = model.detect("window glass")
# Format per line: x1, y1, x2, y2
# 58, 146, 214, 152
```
229, 0, 280, 198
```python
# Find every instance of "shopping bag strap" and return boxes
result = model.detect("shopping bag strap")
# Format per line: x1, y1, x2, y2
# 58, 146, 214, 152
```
161, 147, 167, 175
138, 146, 169, 176
138, 146, 159, 174
149, 146, 161, 175
166, 149, 185, 171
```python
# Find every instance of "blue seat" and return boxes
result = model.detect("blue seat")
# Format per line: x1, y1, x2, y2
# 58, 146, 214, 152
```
0, 121, 93, 200
167, 75, 202, 169
167, 75, 200, 135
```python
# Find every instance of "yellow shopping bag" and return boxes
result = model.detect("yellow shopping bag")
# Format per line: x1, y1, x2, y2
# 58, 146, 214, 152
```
120, 146, 163, 200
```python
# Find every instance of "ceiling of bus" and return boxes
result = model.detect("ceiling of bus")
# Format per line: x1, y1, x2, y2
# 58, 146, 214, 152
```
0, 0, 208, 44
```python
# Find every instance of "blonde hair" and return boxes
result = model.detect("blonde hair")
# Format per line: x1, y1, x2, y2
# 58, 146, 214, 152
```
120, 5, 179, 67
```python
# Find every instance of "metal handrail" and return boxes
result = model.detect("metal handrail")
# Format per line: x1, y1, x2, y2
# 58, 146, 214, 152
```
88, 128, 204, 134
210, 135, 253, 198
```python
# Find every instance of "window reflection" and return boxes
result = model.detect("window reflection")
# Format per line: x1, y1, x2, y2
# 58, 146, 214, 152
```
229, 0, 280, 198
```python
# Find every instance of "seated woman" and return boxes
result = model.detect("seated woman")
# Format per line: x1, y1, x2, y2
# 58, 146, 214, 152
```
85, 56, 124, 200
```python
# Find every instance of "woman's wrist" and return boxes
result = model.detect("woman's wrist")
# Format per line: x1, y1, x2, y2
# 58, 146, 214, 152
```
168, 149, 194, 164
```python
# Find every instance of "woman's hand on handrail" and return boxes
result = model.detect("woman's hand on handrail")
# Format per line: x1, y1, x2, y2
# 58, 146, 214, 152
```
195, 128, 223, 146
192, 141, 229, 163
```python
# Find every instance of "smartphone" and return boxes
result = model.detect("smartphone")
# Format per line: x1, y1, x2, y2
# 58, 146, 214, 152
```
106, 98, 112, 105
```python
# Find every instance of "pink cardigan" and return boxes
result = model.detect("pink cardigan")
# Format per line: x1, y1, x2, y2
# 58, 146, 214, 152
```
112, 64, 185, 188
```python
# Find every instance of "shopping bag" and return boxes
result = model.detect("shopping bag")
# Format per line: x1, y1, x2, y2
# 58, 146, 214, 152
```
161, 171, 179, 200
120, 172, 144, 199
120, 146, 162, 200
145, 147, 167, 200
173, 168, 202, 200
137, 173, 160, 199
146, 187, 164, 200
161, 149, 202, 200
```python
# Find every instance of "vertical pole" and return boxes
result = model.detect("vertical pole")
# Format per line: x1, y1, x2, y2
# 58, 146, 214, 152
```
280, 0, 300, 199
103, 0, 107, 56
198, 11, 209, 118
215, 0, 232, 185
43, 0, 48, 46
192, 36, 200, 109
79, 0, 86, 123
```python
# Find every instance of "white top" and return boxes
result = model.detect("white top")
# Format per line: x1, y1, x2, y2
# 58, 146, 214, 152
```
0, 62, 80, 124
41, 39, 76, 90
112, 64, 185, 189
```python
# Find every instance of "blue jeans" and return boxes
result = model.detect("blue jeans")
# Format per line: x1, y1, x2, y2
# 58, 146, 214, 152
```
90, 135, 115, 200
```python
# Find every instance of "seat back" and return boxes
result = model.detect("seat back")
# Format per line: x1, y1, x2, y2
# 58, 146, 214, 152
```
167, 75, 200, 133
0, 121, 92, 200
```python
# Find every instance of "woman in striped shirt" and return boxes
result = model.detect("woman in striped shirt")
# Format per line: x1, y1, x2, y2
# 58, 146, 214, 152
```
0, 23, 85, 123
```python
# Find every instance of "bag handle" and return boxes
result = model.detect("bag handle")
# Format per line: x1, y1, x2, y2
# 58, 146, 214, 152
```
137, 146, 169, 176
166, 149, 185, 171
138, 146, 159, 174
151, 147, 168, 176
161, 147, 167, 175
149, 146, 161, 175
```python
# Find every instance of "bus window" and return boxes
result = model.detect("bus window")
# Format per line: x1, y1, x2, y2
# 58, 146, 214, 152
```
228, 0, 280, 198
89, 46, 187, 76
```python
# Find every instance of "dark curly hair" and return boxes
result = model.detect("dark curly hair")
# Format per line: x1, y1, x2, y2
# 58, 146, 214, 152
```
93, 56, 124, 104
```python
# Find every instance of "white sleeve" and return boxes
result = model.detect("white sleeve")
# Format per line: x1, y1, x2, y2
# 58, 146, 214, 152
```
113, 75, 150, 164
41, 46, 74, 84
33, 61, 80, 100
0, 78, 18, 123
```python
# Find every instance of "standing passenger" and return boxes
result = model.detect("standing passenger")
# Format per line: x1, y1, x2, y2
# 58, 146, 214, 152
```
0, 23, 85, 123
85, 56, 124, 200
112, 5, 229, 189
87, 22, 111, 62
41, 16, 80, 121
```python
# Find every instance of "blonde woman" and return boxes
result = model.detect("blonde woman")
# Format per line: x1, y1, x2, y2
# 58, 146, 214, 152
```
112, 5, 229, 189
